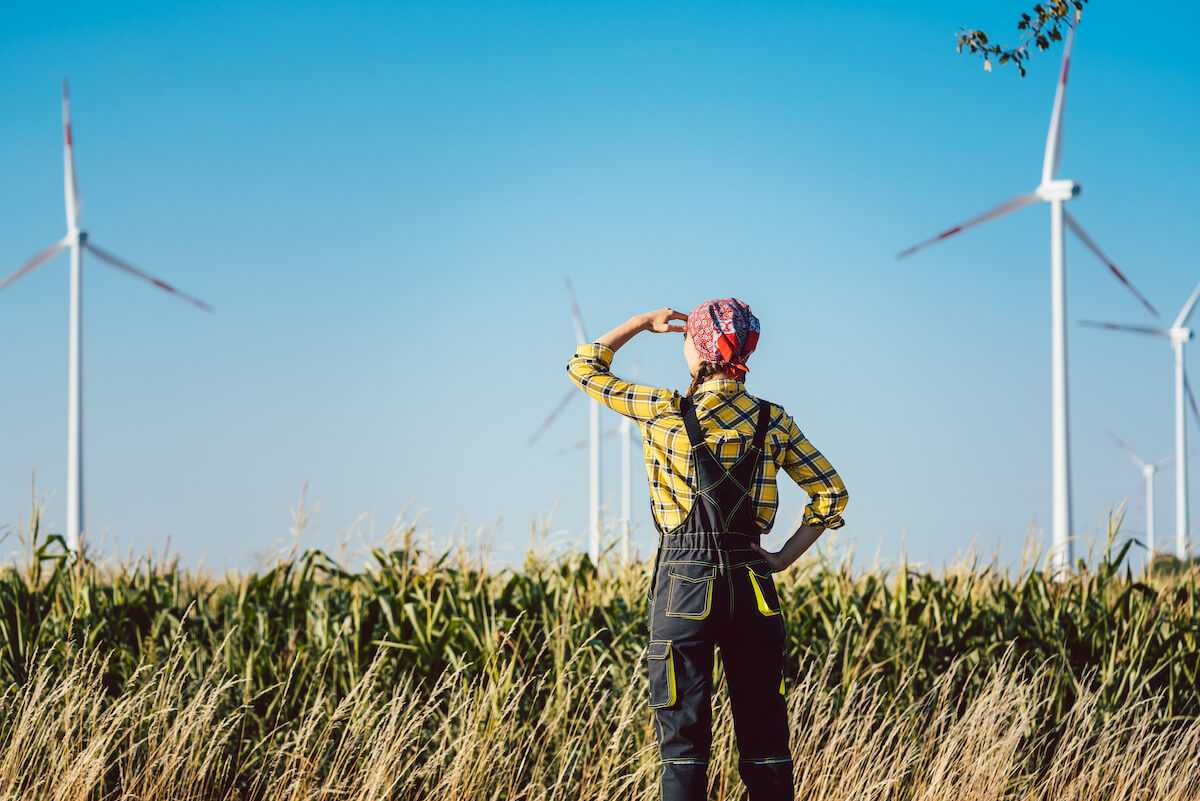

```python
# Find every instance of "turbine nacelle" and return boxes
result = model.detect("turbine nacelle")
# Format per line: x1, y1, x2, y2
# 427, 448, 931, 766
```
1035, 179, 1080, 202
1169, 327, 1192, 346
0, 82, 215, 550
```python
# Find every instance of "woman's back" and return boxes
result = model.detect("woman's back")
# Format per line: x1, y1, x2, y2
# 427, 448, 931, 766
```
566, 345, 846, 539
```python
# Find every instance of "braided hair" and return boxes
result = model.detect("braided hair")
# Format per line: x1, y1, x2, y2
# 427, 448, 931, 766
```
686, 362, 724, 398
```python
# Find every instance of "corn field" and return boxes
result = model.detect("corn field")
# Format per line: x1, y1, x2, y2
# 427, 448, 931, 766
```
0, 507, 1198, 799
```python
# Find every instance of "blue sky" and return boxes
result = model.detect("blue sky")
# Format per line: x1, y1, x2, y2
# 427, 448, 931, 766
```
2, 0, 1198, 572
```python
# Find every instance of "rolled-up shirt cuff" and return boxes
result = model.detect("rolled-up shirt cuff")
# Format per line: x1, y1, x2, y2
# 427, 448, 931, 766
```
803, 511, 845, 531
573, 342, 614, 365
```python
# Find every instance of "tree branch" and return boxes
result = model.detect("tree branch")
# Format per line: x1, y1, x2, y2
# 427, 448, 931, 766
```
957, 1, 1087, 76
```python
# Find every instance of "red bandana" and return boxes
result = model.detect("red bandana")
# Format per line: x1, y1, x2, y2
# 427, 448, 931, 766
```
687, 298, 760, 382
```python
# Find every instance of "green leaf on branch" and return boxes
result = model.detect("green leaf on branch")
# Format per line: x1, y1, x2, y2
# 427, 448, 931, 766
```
957, 0, 1088, 76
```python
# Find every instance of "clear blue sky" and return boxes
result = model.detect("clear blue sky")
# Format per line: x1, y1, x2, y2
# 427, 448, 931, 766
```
2, 0, 1198, 572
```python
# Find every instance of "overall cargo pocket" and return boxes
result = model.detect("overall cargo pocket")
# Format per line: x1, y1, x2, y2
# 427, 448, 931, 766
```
747, 564, 781, 617
665, 564, 716, 620
647, 640, 677, 708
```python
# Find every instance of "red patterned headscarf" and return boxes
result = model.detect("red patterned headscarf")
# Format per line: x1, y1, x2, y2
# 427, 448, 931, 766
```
686, 298, 760, 382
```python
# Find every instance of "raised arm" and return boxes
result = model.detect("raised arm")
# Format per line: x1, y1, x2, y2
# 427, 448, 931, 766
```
565, 308, 688, 422
596, 308, 688, 351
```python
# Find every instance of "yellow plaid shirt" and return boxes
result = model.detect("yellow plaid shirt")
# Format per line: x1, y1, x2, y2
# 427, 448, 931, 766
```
566, 343, 847, 538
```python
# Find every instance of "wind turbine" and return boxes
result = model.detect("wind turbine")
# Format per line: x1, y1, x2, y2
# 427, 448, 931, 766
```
1082, 281, 1200, 559
528, 282, 644, 563
567, 281, 602, 562
526, 280, 601, 561
1108, 431, 1172, 559
0, 81, 211, 553
897, 23, 1157, 574
554, 360, 641, 563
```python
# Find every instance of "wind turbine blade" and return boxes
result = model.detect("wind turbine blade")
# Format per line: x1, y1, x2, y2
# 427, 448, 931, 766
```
565, 278, 588, 343
1107, 430, 1146, 469
62, 80, 80, 228
1186, 372, 1200, 433
1063, 211, 1160, 318
1172, 280, 1200, 330
896, 193, 1039, 259
556, 427, 620, 456
1042, 23, 1076, 184
1155, 448, 1200, 471
1078, 320, 1170, 338
528, 388, 576, 447
83, 242, 213, 312
0, 238, 70, 293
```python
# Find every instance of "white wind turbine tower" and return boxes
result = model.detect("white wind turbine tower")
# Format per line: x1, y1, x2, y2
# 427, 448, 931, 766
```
1108, 431, 1172, 560
567, 281, 602, 563
529, 282, 641, 563
554, 361, 640, 563
1082, 280, 1200, 559
897, 23, 1159, 574
619, 372, 634, 564
527, 281, 601, 561
556, 424, 632, 560
0, 81, 212, 553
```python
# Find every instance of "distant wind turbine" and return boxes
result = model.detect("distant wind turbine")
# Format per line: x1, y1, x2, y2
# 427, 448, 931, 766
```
1082, 281, 1200, 559
529, 282, 644, 563
566, 280, 602, 562
1108, 431, 1172, 558
0, 81, 212, 552
526, 280, 601, 560
896, 23, 1157, 574
556, 362, 640, 564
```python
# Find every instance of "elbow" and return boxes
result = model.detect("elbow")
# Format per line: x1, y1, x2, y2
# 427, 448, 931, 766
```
805, 487, 848, 531
827, 474, 848, 513
565, 359, 587, 389
831, 486, 849, 524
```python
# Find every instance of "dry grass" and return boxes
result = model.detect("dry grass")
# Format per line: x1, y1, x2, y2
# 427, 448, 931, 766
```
0, 635, 1196, 800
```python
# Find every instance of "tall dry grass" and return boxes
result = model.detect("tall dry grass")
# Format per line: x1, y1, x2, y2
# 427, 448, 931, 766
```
0, 499, 1196, 798
0, 632, 1198, 799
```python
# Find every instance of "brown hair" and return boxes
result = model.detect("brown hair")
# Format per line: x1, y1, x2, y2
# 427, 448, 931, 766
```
686, 362, 723, 398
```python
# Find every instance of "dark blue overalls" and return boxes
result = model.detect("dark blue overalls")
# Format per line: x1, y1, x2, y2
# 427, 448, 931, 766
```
647, 395, 792, 801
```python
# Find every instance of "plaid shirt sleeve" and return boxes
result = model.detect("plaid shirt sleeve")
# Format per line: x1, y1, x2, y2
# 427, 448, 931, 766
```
777, 410, 848, 530
566, 343, 675, 422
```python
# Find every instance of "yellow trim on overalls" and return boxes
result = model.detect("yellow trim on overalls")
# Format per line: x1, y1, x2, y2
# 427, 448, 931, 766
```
748, 567, 781, 616
648, 642, 678, 708
665, 649, 677, 707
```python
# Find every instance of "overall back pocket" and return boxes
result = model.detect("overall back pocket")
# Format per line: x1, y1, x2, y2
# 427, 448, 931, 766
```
747, 563, 781, 617
665, 563, 717, 620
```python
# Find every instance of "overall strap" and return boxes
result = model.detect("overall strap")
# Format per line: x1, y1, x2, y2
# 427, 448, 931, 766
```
683, 396, 770, 451
752, 399, 771, 450
678, 396, 706, 449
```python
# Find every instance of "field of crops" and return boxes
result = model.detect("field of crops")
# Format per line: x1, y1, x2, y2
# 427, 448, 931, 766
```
0, 510, 1198, 800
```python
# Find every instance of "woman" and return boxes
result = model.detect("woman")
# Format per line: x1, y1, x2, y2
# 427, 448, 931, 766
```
565, 299, 848, 801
